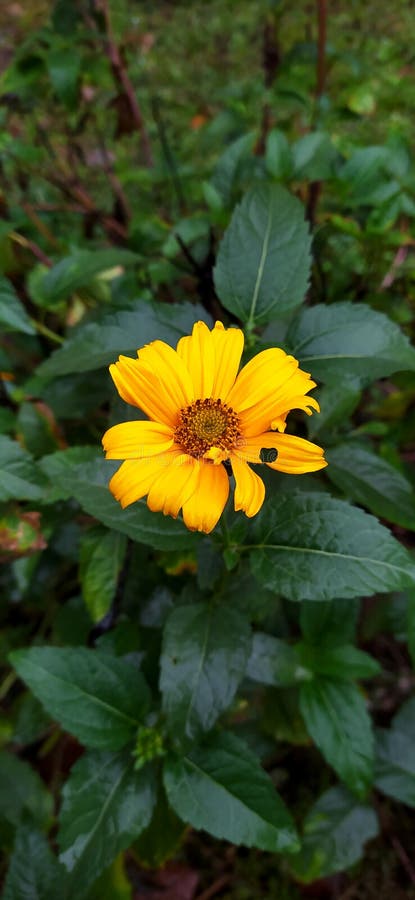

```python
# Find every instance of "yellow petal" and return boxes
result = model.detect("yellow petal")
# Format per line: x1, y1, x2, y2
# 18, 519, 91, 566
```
231, 454, 265, 517
182, 461, 229, 533
109, 449, 181, 508
109, 356, 179, 427
210, 322, 244, 400
147, 454, 200, 518
102, 420, 174, 459
176, 320, 244, 401
137, 340, 194, 409
235, 432, 327, 474
176, 321, 216, 398
227, 347, 319, 437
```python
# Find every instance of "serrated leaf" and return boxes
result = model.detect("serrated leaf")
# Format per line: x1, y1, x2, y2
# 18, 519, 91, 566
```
58, 752, 155, 897
326, 442, 415, 530
0, 750, 52, 833
160, 603, 251, 744
287, 302, 415, 382
3, 826, 65, 900
0, 435, 48, 502
163, 731, 298, 852
249, 491, 415, 602
300, 677, 374, 796
39, 452, 198, 550
10, 646, 150, 750
36, 300, 211, 378
214, 183, 311, 327
290, 786, 378, 882
246, 633, 309, 686
0, 277, 35, 335
79, 526, 127, 622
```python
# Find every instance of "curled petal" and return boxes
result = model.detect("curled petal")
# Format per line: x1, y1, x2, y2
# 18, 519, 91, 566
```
231, 454, 265, 518
235, 432, 327, 474
227, 347, 318, 437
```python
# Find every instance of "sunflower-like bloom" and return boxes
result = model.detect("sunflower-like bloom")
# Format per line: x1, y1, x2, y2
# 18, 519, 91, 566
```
103, 321, 327, 533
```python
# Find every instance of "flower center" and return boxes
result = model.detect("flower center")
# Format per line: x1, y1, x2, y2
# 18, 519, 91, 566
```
174, 398, 242, 458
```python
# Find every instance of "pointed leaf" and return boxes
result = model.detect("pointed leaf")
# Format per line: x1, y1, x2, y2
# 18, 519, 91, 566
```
79, 525, 127, 622
249, 491, 415, 602
214, 183, 311, 327
0, 435, 48, 502
326, 442, 415, 530
290, 786, 378, 882
58, 752, 155, 897
287, 301, 415, 383
0, 277, 35, 335
3, 826, 65, 900
160, 603, 251, 744
10, 646, 150, 750
300, 677, 374, 796
163, 731, 298, 852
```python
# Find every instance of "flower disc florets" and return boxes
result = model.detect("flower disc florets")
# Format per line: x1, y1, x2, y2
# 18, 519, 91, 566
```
174, 397, 242, 458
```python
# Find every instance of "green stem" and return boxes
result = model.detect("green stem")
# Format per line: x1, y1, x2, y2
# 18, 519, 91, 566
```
30, 319, 64, 344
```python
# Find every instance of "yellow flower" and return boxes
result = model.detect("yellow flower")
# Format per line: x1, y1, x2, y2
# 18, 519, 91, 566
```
103, 321, 327, 534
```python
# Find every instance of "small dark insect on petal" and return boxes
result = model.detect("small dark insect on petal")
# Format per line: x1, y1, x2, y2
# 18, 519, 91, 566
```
260, 447, 278, 463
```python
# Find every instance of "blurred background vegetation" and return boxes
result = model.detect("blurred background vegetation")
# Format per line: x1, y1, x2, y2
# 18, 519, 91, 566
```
2, 1, 415, 898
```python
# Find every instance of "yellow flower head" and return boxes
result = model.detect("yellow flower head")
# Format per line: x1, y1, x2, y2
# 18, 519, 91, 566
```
103, 321, 327, 533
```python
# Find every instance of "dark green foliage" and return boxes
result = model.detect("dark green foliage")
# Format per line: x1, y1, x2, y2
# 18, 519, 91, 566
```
2, 1, 415, 896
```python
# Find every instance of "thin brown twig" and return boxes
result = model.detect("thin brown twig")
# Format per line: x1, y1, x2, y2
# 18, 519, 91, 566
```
10, 232, 53, 267
95, 0, 153, 167
195, 874, 232, 900
391, 835, 415, 886
21, 202, 61, 250
316, 0, 328, 99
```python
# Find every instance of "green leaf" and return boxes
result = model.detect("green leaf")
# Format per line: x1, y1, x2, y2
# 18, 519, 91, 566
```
297, 643, 381, 680
210, 133, 256, 203
39, 453, 198, 551
307, 378, 362, 438
326, 442, 415, 530
163, 731, 298, 852
214, 183, 311, 327
33, 249, 139, 307
58, 752, 155, 897
0, 277, 35, 335
10, 646, 150, 750
375, 727, 415, 806
292, 131, 337, 181
0, 435, 48, 502
249, 491, 415, 602
0, 750, 52, 834
36, 300, 211, 378
246, 633, 310, 686
287, 302, 415, 382
160, 603, 251, 744
47, 47, 80, 107
300, 598, 360, 647
133, 784, 186, 868
300, 677, 374, 796
375, 695, 415, 806
3, 826, 65, 900
290, 786, 378, 882
79, 526, 127, 622
265, 129, 293, 180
